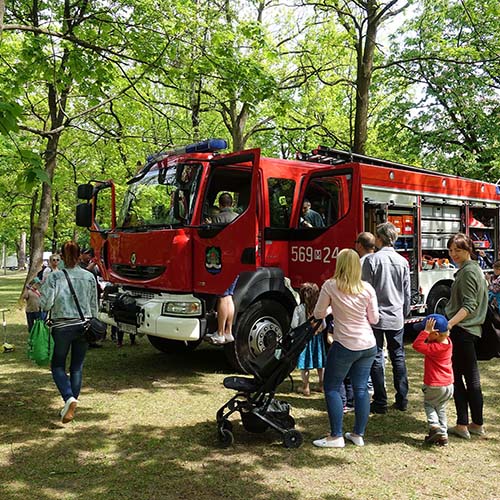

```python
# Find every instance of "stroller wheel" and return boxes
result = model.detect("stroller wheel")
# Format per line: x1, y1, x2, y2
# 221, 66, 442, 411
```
282, 429, 303, 449
219, 419, 233, 432
218, 428, 234, 448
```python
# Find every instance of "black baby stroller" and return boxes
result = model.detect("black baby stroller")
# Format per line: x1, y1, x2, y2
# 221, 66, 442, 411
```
216, 318, 323, 448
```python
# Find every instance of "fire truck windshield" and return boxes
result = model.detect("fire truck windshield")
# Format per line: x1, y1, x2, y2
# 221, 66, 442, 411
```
117, 163, 201, 229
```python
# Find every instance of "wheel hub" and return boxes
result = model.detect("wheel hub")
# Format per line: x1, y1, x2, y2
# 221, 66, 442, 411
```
247, 317, 282, 356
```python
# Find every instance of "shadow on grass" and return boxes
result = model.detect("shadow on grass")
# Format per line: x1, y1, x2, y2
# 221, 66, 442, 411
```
0, 417, 351, 500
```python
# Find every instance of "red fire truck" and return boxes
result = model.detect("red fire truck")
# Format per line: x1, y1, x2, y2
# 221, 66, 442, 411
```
76, 140, 500, 371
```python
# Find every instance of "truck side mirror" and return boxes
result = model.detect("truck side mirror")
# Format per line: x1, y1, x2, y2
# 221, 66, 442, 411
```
77, 184, 94, 200
76, 203, 92, 227
176, 164, 195, 189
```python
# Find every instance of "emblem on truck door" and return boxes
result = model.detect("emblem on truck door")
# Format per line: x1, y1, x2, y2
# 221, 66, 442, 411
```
205, 246, 222, 274
130, 252, 137, 265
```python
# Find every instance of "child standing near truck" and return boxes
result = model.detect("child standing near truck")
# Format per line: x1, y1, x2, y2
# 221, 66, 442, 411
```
412, 314, 454, 446
487, 260, 500, 311
292, 283, 326, 396
22, 277, 45, 332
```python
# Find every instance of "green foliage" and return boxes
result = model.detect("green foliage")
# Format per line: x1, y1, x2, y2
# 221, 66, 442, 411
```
0, 0, 499, 253
0, 102, 22, 135
379, 0, 500, 179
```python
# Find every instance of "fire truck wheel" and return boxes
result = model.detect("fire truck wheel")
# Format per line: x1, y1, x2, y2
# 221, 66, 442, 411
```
147, 336, 202, 354
225, 299, 290, 373
426, 284, 451, 316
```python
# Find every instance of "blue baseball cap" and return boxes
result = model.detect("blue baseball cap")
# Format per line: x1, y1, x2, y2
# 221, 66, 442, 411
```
414, 313, 449, 333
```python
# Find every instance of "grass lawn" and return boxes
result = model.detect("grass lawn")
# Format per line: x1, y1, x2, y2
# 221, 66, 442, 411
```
0, 272, 498, 500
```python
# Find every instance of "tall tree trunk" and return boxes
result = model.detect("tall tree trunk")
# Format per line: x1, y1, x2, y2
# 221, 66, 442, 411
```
353, 5, 379, 154
0, 0, 5, 36
52, 190, 60, 252
18, 231, 27, 269
25, 133, 61, 286
230, 102, 249, 151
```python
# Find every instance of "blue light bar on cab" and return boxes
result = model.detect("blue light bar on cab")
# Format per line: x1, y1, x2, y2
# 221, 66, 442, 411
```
185, 139, 227, 153
129, 139, 229, 184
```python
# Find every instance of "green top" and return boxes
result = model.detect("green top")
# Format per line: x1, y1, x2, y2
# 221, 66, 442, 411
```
445, 259, 488, 337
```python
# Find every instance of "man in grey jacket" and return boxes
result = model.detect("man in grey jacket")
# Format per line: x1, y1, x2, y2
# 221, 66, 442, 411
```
362, 222, 411, 413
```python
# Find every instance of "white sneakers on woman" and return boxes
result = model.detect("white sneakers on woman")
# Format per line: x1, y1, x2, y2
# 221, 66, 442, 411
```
344, 432, 364, 446
313, 433, 365, 448
313, 436, 345, 448
209, 333, 235, 344
61, 397, 78, 423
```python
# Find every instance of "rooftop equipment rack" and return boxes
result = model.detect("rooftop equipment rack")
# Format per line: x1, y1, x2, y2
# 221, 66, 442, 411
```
296, 146, 459, 178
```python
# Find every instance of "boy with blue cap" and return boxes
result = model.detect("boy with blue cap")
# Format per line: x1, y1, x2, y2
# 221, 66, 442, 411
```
412, 314, 454, 446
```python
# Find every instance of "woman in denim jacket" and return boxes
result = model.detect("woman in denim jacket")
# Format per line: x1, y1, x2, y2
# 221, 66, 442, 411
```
41, 241, 98, 423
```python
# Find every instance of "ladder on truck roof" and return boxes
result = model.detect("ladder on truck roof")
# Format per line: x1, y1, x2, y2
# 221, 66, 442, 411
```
297, 146, 456, 178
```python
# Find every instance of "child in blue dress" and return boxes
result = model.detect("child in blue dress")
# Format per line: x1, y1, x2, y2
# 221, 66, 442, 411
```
292, 282, 327, 396
488, 260, 500, 312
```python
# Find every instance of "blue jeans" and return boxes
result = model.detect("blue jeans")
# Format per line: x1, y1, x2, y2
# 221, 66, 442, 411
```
324, 342, 377, 437
51, 324, 88, 402
370, 327, 409, 409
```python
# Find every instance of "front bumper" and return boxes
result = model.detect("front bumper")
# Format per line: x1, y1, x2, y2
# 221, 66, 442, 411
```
100, 289, 203, 341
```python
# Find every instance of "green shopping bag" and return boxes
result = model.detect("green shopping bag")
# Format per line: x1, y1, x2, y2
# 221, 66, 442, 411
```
27, 320, 53, 366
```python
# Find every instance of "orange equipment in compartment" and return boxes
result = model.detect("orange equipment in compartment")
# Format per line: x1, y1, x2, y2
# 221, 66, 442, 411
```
388, 215, 403, 234
402, 215, 414, 235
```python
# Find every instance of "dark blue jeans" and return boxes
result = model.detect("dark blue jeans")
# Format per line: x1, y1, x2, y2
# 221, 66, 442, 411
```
370, 327, 409, 409
450, 326, 483, 426
324, 342, 377, 437
51, 324, 88, 402
26, 311, 47, 333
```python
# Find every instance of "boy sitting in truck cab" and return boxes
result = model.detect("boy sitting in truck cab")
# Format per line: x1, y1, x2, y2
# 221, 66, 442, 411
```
211, 193, 238, 224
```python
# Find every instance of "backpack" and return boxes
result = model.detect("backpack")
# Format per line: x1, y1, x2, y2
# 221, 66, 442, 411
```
27, 320, 53, 366
477, 304, 500, 361
37, 265, 47, 281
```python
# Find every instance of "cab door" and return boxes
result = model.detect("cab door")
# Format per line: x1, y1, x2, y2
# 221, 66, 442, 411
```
288, 167, 362, 287
191, 149, 261, 294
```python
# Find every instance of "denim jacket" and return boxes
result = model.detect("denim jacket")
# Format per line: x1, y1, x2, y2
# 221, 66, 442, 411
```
41, 267, 98, 321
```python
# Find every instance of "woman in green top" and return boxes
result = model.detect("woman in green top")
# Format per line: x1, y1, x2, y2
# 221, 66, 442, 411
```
445, 233, 488, 439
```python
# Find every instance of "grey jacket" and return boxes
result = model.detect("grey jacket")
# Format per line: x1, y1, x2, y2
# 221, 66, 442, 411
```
362, 246, 411, 330
212, 208, 238, 224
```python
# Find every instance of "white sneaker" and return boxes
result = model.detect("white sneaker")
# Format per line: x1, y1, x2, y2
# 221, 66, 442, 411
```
345, 432, 364, 446
61, 397, 78, 423
313, 436, 345, 448
211, 334, 226, 344
224, 334, 235, 343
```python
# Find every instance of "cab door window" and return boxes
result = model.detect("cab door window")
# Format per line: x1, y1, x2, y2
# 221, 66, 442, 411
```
299, 173, 352, 228
268, 178, 295, 228
203, 167, 252, 224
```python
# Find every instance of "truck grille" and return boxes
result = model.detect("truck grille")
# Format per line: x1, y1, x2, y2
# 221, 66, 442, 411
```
127, 290, 155, 300
112, 264, 166, 280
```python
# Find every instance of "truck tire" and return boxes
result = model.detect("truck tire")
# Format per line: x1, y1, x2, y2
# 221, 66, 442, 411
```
225, 299, 290, 373
147, 335, 201, 354
426, 284, 451, 316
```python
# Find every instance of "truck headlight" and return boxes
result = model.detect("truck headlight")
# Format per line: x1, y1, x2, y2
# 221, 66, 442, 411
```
162, 301, 202, 316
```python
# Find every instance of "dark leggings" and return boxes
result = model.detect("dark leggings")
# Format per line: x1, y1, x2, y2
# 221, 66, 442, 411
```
450, 326, 483, 426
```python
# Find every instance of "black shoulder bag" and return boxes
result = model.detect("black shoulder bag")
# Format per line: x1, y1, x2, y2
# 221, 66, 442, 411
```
63, 269, 107, 343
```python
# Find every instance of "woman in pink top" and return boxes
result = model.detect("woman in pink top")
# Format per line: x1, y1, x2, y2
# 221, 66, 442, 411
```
312, 249, 379, 448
